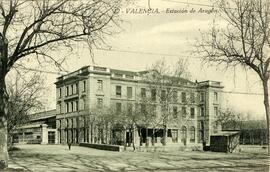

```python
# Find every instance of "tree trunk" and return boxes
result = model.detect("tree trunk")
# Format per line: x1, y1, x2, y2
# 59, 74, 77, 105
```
163, 125, 167, 146
145, 127, 149, 147
123, 127, 126, 148
90, 122, 93, 143
262, 79, 270, 156
132, 124, 135, 151
7, 133, 13, 150
127, 128, 131, 147
0, 76, 8, 169
151, 128, 155, 146
139, 128, 142, 146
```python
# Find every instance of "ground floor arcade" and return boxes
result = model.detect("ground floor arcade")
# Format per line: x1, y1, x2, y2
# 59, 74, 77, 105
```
58, 124, 202, 147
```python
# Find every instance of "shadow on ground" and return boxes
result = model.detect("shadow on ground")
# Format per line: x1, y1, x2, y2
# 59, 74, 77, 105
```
7, 145, 270, 172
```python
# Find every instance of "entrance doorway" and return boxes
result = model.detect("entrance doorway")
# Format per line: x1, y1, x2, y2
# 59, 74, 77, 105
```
48, 131, 55, 144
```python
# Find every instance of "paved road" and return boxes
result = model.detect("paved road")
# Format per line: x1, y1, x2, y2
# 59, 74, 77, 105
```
5, 144, 270, 172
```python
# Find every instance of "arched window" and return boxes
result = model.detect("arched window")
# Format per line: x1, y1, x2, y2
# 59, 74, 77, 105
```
189, 126, 195, 142
181, 126, 187, 143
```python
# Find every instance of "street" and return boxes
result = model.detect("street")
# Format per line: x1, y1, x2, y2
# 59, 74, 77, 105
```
5, 144, 270, 172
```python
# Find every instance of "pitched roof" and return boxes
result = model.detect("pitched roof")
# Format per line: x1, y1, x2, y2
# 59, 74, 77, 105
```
212, 131, 240, 136
30, 109, 56, 121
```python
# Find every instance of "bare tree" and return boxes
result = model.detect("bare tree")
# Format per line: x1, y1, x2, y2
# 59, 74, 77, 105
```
133, 97, 159, 147
89, 104, 129, 146
215, 108, 245, 130
196, 0, 270, 155
6, 71, 44, 148
0, 0, 122, 168
121, 102, 142, 149
142, 59, 192, 146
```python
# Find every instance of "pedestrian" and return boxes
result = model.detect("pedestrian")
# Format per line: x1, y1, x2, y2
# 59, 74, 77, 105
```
68, 141, 71, 150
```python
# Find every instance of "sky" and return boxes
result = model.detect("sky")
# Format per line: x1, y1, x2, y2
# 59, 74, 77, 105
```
12, 0, 266, 119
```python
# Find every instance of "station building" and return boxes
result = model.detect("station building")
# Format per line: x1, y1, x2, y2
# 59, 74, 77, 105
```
55, 65, 223, 147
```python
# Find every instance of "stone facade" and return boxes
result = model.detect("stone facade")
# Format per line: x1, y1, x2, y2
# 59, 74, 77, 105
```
55, 66, 223, 147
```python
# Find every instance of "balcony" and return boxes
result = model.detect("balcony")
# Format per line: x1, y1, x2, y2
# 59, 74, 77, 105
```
64, 93, 79, 100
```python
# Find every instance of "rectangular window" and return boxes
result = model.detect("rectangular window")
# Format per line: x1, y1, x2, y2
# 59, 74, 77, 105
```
81, 99, 85, 110
181, 92, 186, 103
71, 102, 74, 112
189, 127, 195, 142
190, 107, 195, 118
200, 92, 205, 102
200, 121, 204, 130
127, 103, 132, 115
201, 106, 205, 116
82, 81, 86, 92
76, 117, 79, 128
161, 90, 166, 101
66, 102, 69, 113
173, 106, 178, 118
69, 102, 73, 112
151, 89, 156, 101
71, 119, 74, 128
127, 87, 132, 99
173, 91, 178, 103
97, 98, 103, 107
66, 86, 69, 96
214, 107, 218, 116
71, 85, 74, 95
72, 101, 76, 112
182, 107, 187, 118
75, 83, 78, 94
59, 103, 62, 113
59, 88, 62, 98
141, 88, 146, 98
97, 80, 103, 90
150, 105, 156, 117
75, 101, 78, 111
116, 102, 121, 112
59, 120, 62, 129
214, 92, 218, 101
116, 86, 121, 97
190, 92, 195, 103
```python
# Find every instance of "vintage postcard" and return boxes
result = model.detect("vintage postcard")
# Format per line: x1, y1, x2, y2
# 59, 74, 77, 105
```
0, 0, 269, 171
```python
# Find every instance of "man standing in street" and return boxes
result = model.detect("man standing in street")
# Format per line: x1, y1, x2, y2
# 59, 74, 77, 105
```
68, 141, 71, 150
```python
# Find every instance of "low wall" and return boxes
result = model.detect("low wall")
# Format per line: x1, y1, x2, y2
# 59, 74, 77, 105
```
126, 145, 202, 152
79, 143, 124, 152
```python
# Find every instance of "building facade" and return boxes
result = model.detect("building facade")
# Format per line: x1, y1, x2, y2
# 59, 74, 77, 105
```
55, 66, 223, 147
13, 109, 57, 144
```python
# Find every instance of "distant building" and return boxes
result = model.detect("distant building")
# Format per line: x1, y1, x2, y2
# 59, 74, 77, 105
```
55, 65, 223, 147
222, 120, 268, 145
12, 110, 57, 144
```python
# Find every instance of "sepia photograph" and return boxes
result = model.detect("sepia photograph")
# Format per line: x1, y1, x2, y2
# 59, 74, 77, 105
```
0, 0, 269, 171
